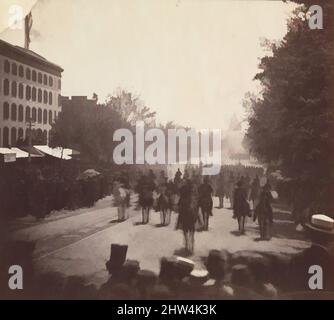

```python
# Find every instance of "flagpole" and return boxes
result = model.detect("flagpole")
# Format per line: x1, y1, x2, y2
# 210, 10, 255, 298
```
24, 12, 33, 50
24, 14, 28, 49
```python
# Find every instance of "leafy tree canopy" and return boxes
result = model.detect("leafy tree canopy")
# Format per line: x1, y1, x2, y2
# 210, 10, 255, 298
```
245, 1, 334, 209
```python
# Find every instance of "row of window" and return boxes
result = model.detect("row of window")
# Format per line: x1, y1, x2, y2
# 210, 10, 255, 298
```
2, 79, 61, 106
3, 102, 56, 125
4, 59, 61, 89
1, 127, 48, 147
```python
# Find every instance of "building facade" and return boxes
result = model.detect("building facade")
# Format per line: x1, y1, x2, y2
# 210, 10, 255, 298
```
0, 39, 63, 147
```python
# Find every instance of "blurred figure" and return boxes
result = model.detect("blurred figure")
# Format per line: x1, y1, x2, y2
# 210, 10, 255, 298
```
167, 180, 179, 214
67, 180, 82, 210
233, 180, 251, 234
31, 170, 48, 219
250, 175, 261, 211
191, 170, 202, 187
157, 181, 172, 226
113, 175, 131, 222
216, 171, 225, 209
244, 174, 251, 199
183, 169, 190, 180
174, 168, 182, 186
177, 179, 199, 254
226, 172, 235, 209
157, 170, 167, 191
136, 175, 155, 224
198, 176, 214, 231
148, 169, 157, 186
254, 183, 273, 240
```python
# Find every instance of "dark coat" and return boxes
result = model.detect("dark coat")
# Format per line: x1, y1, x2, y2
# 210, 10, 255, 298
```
216, 175, 225, 196
254, 190, 273, 221
233, 186, 250, 218
177, 182, 199, 232
250, 178, 261, 200
198, 183, 213, 213
136, 177, 155, 208
157, 193, 170, 211
157, 184, 173, 211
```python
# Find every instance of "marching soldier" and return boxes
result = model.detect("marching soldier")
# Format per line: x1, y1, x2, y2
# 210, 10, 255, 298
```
198, 176, 214, 231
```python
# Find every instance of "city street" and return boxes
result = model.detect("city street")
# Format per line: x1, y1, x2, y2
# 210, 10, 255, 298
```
12, 196, 311, 288
0, 0, 333, 303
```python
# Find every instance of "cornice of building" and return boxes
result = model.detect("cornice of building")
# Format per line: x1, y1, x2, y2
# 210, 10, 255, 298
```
0, 39, 63, 77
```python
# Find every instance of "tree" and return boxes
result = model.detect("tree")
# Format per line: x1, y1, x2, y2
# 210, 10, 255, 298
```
105, 90, 156, 127
50, 96, 128, 164
245, 1, 334, 213
50, 90, 156, 164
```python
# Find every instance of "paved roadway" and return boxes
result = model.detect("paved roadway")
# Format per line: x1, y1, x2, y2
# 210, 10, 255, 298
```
13, 196, 311, 287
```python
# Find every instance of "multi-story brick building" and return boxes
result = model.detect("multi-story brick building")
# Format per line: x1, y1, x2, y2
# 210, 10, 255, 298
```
0, 39, 63, 147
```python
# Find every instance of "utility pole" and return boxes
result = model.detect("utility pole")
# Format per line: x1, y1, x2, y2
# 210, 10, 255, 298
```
26, 116, 35, 163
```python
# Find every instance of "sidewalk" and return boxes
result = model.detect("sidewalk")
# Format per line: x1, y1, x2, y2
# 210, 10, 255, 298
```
9, 196, 115, 232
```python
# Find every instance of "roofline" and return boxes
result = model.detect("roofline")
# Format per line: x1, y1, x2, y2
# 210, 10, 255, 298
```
0, 39, 64, 76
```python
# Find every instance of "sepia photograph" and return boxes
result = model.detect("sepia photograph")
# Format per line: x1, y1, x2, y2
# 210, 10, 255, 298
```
0, 0, 333, 304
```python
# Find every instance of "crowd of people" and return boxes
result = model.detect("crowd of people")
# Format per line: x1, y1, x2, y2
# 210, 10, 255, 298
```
111, 165, 274, 255
2, 162, 274, 254
0, 165, 111, 220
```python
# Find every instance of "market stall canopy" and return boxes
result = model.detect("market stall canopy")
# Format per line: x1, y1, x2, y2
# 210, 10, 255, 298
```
0, 147, 44, 162
0, 148, 16, 163
34, 145, 80, 160
13, 147, 45, 158
18, 146, 47, 158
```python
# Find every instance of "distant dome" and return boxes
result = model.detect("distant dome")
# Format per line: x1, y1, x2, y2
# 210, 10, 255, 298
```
224, 130, 245, 155
228, 113, 242, 131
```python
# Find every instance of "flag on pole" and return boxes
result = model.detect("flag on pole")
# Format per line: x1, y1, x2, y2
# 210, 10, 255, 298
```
24, 12, 33, 49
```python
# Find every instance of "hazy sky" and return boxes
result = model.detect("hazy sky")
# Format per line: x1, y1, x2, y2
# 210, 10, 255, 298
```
0, 0, 296, 130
